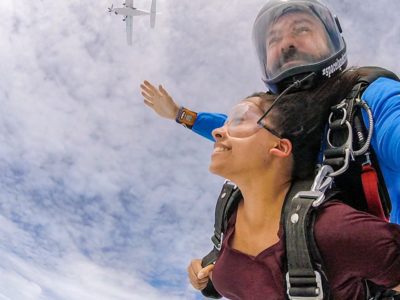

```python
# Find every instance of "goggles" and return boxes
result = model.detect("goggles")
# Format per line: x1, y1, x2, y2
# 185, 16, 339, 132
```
223, 102, 281, 138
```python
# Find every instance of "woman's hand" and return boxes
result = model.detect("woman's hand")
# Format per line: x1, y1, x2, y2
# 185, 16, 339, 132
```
140, 80, 179, 120
187, 259, 215, 290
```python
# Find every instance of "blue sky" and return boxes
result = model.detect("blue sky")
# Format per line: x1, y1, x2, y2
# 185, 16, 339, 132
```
1, 0, 400, 299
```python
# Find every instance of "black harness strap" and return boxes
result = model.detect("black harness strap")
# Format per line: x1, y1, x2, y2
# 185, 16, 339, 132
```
284, 179, 336, 300
201, 180, 241, 299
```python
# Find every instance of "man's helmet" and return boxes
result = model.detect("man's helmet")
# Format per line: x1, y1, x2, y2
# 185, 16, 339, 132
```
252, 0, 347, 93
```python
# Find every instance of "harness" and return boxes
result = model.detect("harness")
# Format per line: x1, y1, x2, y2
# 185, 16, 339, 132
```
200, 67, 400, 300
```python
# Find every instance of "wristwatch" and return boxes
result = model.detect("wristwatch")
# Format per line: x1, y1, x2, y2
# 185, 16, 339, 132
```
175, 106, 198, 129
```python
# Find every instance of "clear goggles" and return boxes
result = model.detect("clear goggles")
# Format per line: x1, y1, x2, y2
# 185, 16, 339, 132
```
223, 102, 281, 138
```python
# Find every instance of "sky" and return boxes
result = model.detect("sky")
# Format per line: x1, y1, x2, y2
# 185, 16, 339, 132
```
1, 0, 400, 299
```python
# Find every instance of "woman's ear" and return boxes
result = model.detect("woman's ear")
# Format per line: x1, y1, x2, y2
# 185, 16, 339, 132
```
269, 138, 292, 158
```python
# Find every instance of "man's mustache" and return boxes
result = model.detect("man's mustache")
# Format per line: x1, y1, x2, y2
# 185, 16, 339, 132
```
271, 48, 318, 74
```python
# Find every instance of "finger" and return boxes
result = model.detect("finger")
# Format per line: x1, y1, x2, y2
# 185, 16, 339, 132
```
188, 260, 204, 284
140, 84, 155, 96
143, 80, 157, 92
143, 99, 154, 107
188, 273, 203, 290
192, 278, 208, 291
198, 264, 215, 280
197, 277, 210, 285
187, 264, 198, 284
141, 91, 154, 101
159, 85, 171, 98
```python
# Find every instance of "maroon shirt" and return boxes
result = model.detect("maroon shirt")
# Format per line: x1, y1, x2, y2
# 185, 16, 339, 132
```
212, 200, 400, 300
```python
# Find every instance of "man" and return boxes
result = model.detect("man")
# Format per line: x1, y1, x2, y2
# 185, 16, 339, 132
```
141, 0, 400, 222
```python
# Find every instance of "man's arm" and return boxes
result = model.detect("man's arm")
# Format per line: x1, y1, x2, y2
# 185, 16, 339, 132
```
362, 77, 400, 170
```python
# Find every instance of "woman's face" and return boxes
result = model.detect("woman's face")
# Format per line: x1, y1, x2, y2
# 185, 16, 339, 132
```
209, 98, 282, 179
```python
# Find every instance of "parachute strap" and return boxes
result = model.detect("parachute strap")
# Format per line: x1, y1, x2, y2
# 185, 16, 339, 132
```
361, 164, 389, 222
323, 68, 392, 220
285, 193, 324, 300
200, 180, 240, 299
284, 168, 336, 300
355, 66, 399, 85
324, 100, 354, 177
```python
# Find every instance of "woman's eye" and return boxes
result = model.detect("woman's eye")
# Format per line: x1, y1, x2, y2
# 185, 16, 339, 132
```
231, 117, 245, 126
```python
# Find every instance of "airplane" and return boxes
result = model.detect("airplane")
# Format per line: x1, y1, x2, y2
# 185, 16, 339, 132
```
108, 0, 157, 45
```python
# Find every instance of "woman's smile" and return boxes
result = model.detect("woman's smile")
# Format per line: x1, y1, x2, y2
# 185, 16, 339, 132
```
212, 143, 231, 155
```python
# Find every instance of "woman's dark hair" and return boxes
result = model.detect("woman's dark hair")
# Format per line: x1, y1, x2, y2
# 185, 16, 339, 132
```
249, 69, 360, 179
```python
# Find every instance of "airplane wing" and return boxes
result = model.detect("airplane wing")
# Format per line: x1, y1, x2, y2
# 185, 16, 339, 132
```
126, 16, 133, 45
132, 9, 150, 15
125, 0, 133, 9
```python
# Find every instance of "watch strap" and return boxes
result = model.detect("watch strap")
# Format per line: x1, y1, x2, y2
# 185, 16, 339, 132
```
175, 106, 198, 129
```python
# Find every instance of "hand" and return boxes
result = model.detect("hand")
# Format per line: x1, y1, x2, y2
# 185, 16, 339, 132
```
140, 80, 179, 120
187, 259, 215, 291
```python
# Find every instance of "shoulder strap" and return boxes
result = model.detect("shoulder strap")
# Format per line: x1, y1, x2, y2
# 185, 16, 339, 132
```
200, 180, 241, 299
355, 66, 399, 87
283, 176, 338, 300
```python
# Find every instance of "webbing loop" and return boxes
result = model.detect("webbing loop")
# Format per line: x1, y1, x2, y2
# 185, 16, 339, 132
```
286, 271, 324, 300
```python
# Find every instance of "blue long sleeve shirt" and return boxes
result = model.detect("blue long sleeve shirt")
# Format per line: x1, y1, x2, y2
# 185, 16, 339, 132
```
362, 77, 400, 224
189, 77, 400, 223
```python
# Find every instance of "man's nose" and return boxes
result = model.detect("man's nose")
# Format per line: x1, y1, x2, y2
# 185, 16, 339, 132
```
279, 34, 297, 53
281, 45, 297, 58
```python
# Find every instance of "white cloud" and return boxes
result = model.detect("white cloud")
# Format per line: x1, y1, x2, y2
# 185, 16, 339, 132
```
0, 251, 187, 300
0, 0, 399, 299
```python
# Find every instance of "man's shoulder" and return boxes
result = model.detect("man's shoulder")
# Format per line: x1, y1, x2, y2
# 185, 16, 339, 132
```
364, 75, 400, 98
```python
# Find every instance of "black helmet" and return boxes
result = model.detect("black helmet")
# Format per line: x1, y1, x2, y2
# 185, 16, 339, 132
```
252, 0, 347, 93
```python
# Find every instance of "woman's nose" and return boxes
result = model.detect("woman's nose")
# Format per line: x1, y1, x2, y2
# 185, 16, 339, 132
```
212, 125, 227, 141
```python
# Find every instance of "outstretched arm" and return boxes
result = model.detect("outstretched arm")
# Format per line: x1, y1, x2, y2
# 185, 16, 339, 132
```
140, 80, 179, 120
140, 81, 227, 141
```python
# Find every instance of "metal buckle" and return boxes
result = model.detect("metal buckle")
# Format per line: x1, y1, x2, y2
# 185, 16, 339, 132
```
211, 232, 224, 251
223, 179, 237, 190
311, 166, 333, 193
286, 271, 324, 300
325, 120, 354, 177
328, 101, 348, 126
293, 191, 325, 209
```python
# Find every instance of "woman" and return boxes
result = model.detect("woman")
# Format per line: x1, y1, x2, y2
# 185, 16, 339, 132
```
186, 79, 400, 299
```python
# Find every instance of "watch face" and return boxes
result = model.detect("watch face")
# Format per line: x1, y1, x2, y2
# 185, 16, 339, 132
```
185, 115, 193, 122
